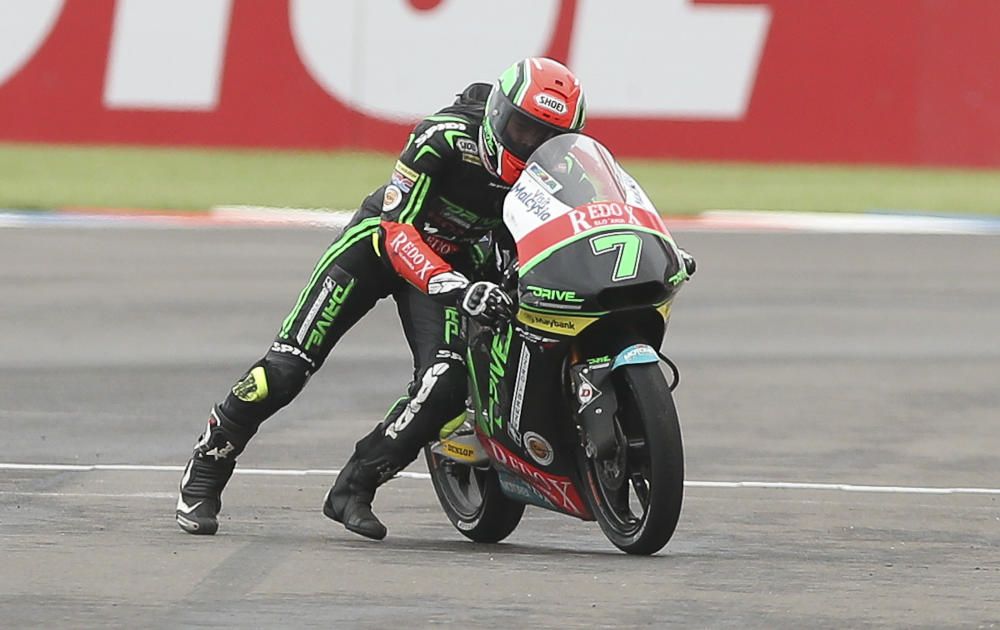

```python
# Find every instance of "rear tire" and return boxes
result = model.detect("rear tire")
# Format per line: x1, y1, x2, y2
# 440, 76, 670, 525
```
579, 363, 684, 555
424, 447, 525, 543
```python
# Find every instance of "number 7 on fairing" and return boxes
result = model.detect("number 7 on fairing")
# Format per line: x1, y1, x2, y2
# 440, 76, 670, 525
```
590, 232, 643, 282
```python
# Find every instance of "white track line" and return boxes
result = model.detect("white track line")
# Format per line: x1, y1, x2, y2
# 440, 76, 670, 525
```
3, 208, 1000, 235
0, 491, 174, 499
2, 463, 998, 496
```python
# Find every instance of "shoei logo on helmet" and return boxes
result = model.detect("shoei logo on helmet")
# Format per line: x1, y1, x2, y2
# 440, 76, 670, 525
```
534, 93, 567, 115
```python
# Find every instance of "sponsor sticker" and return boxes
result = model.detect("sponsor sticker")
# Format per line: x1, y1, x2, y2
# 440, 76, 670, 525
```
516, 309, 597, 336
611, 343, 660, 369
382, 185, 402, 211
508, 344, 531, 445
424, 234, 460, 256
513, 326, 560, 345
387, 229, 436, 280
510, 180, 551, 220
497, 472, 543, 504
525, 161, 563, 193
568, 202, 645, 234
485, 438, 587, 517
300, 277, 356, 351
526, 285, 584, 304
394, 160, 419, 181
456, 138, 478, 154
296, 276, 335, 345
440, 438, 478, 464
415, 121, 466, 147
586, 355, 612, 368
270, 341, 316, 369
534, 93, 567, 115
524, 431, 554, 466
576, 373, 602, 411
391, 170, 415, 193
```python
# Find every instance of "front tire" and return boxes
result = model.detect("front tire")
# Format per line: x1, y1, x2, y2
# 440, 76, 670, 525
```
579, 362, 684, 555
424, 447, 525, 543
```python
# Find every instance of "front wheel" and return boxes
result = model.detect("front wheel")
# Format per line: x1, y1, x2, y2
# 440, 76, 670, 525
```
579, 362, 684, 555
424, 447, 525, 543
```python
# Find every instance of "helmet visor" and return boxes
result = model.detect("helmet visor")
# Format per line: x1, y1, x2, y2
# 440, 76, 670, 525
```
488, 89, 566, 162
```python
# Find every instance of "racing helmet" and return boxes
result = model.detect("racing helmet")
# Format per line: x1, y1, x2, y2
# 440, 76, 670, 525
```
480, 57, 586, 185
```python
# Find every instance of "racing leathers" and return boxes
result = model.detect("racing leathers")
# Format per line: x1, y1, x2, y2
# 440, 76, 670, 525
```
176, 83, 514, 537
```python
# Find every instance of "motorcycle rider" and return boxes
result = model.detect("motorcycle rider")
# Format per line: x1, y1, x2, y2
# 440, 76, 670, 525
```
176, 57, 588, 539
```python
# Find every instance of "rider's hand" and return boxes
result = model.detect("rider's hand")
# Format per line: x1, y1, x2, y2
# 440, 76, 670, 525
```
459, 281, 514, 329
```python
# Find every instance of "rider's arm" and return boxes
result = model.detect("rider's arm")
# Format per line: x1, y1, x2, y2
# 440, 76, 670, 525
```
376, 117, 513, 327
376, 121, 469, 298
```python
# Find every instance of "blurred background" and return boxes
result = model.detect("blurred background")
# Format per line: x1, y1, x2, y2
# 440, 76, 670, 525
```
2, 3, 999, 625
2, 0, 999, 215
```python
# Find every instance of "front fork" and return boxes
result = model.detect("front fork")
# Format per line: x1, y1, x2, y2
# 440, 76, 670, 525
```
567, 343, 661, 460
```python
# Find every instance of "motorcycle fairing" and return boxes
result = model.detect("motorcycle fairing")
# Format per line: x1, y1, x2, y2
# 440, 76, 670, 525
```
503, 135, 681, 275
504, 135, 687, 341
482, 437, 590, 518
515, 308, 600, 337
517, 230, 679, 316
466, 322, 595, 520
458, 134, 689, 522
496, 470, 554, 509
516, 207, 673, 276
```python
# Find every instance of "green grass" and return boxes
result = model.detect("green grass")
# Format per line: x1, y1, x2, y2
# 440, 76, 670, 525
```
626, 160, 1000, 216
2, 142, 999, 215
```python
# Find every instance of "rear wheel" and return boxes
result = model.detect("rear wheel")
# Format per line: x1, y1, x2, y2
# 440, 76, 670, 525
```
424, 447, 525, 543
579, 363, 684, 555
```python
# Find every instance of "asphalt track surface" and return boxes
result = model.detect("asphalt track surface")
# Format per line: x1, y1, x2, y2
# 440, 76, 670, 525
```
1, 225, 997, 629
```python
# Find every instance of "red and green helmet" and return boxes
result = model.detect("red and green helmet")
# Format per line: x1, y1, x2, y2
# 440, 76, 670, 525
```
480, 57, 586, 185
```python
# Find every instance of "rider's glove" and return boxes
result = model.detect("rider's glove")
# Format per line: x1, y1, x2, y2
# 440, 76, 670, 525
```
459, 281, 514, 329
678, 248, 696, 278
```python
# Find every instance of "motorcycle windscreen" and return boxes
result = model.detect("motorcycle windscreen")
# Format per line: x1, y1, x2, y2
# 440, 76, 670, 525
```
503, 134, 685, 327
502, 133, 676, 274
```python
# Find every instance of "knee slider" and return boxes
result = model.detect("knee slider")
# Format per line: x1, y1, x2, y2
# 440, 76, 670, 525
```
257, 352, 312, 409
226, 353, 311, 420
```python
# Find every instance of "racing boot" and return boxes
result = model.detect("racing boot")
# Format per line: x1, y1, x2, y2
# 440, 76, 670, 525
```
323, 425, 406, 540
176, 406, 255, 535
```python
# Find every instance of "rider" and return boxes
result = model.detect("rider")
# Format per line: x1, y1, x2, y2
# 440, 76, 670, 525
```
175, 57, 588, 539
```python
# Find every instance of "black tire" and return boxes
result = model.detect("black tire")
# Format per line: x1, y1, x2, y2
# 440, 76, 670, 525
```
578, 362, 684, 555
424, 447, 525, 543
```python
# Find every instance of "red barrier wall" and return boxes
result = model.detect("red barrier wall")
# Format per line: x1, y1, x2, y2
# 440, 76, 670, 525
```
1, 0, 998, 166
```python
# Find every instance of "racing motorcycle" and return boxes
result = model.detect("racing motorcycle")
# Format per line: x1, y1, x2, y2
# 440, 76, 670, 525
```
424, 133, 691, 555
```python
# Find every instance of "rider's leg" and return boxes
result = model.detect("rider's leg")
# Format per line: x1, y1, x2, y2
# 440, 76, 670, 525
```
176, 351, 307, 534
177, 211, 391, 534
324, 286, 467, 540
